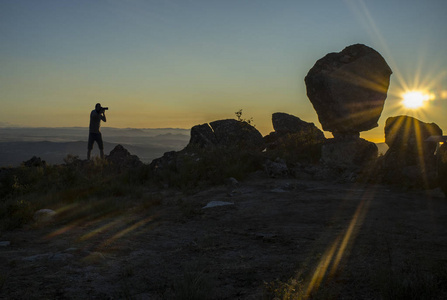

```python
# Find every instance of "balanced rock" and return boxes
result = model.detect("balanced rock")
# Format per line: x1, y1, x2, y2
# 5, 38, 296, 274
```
305, 44, 392, 136
188, 119, 265, 151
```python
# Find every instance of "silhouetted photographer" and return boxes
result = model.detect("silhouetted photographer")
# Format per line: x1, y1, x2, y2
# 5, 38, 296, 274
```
87, 103, 108, 160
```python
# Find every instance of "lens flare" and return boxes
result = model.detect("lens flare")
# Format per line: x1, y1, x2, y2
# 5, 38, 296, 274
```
402, 91, 432, 109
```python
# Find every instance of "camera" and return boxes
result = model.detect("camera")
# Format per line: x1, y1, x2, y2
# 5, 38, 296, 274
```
101, 107, 109, 112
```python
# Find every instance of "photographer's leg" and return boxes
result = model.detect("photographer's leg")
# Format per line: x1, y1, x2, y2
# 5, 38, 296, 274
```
87, 133, 94, 160
98, 133, 104, 159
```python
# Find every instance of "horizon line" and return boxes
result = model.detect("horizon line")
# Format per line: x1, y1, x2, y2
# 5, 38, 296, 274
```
0, 126, 191, 130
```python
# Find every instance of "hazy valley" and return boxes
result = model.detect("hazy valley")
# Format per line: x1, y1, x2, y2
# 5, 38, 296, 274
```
0, 127, 190, 166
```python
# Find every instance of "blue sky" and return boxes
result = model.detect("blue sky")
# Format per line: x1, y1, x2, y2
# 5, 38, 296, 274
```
1, 0, 447, 141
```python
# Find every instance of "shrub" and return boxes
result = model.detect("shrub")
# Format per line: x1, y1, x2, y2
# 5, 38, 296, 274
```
173, 261, 215, 300
1, 198, 34, 229
265, 132, 324, 164
0, 155, 162, 230
151, 146, 265, 192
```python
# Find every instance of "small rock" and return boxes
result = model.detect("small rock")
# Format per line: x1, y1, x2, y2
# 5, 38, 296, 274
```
270, 188, 287, 193
82, 251, 106, 264
227, 177, 239, 187
64, 247, 79, 253
33, 209, 57, 224
23, 156, 47, 168
203, 201, 234, 209
51, 253, 74, 261
264, 159, 289, 178
106, 144, 143, 168
0, 241, 11, 247
23, 253, 53, 262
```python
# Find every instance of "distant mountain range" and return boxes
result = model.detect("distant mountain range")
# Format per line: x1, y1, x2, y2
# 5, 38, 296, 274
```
0, 127, 190, 167
0, 127, 388, 167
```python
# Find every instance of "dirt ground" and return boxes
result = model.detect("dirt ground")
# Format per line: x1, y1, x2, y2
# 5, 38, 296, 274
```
1, 174, 447, 299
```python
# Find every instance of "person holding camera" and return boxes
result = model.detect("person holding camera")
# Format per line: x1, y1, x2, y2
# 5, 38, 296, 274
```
87, 103, 107, 160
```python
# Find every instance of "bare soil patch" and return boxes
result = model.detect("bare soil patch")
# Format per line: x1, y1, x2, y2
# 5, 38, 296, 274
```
1, 176, 447, 299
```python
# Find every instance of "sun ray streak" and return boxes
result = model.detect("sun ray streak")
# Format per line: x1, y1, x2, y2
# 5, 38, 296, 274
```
330, 196, 371, 276
304, 189, 373, 297
79, 218, 124, 242
99, 216, 154, 249
305, 236, 341, 297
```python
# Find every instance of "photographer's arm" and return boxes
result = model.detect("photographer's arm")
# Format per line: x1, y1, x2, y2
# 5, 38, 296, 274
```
101, 112, 107, 122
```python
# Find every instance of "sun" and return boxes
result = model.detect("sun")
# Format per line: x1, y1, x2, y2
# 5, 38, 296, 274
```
402, 91, 431, 109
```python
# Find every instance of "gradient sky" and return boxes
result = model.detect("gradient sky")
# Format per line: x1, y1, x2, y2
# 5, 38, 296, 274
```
1, 0, 447, 142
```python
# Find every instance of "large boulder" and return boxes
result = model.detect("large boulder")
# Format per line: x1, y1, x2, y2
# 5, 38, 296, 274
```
305, 44, 392, 137
189, 123, 217, 148
381, 116, 442, 188
385, 115, 442, 164
321, 137, 378, 171
264, 113, 326, 163
437, 143, 447, 197
188, 119, 265, 151
271, 112, 325, 139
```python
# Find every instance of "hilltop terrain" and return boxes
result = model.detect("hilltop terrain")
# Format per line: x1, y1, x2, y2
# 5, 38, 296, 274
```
1, 173, 447, 299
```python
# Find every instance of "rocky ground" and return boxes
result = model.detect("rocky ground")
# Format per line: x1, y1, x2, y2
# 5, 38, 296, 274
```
1, 174, 447, 299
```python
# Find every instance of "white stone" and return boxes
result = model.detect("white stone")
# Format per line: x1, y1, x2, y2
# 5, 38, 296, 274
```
33, 209, 57, 223
202, 201, 234, 209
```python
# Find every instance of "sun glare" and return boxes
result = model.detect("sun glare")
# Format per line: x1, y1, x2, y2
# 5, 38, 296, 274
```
402, 91, 432, 109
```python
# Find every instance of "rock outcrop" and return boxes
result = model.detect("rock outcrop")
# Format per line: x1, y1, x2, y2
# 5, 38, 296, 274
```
380, 116, 442, 188
106, 144, 143, 169
437, 143, 447, 197
150, 119, 266, 187
189, 123, 218, 148
320, 137, 378, 171
188, 119, 265, 151
271, 112, 325, 137
305, 44, 392, 137
264, 113, 326, 163
384, 115, 442, 164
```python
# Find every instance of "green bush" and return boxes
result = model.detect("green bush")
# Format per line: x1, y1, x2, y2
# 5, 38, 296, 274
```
1, 198, 34, 230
